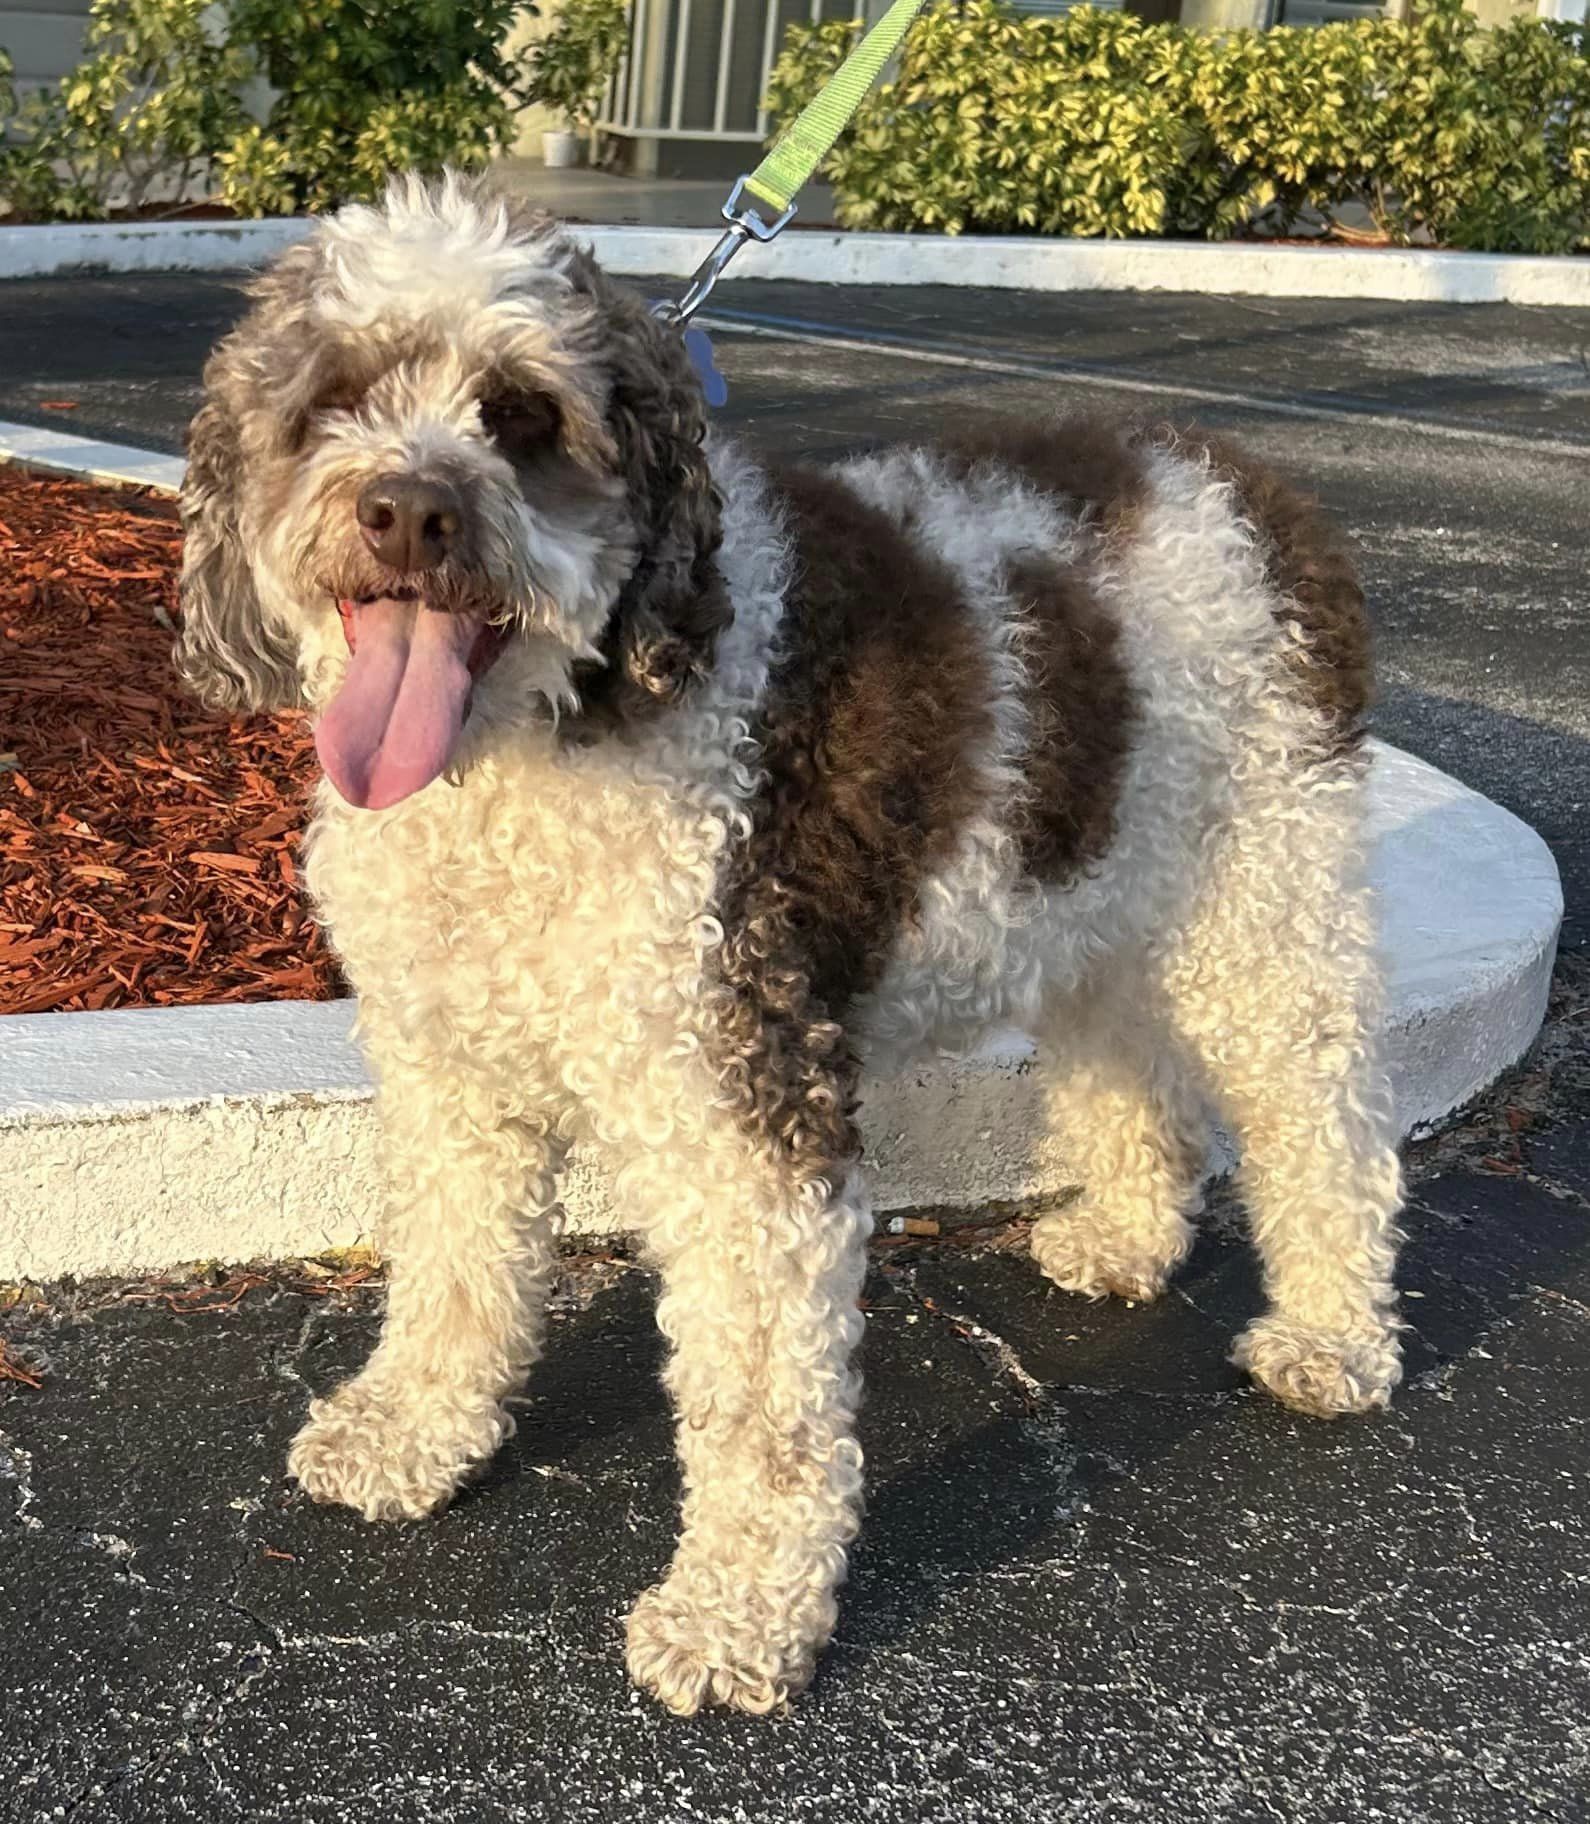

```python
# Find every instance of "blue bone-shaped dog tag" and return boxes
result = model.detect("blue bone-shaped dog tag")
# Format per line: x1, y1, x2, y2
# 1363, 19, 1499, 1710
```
683, 326, 729, 409
649, 301, 729, 409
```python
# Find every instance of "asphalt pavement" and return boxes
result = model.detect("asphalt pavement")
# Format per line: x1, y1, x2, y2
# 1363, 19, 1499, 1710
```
2, 268, 1589, 1822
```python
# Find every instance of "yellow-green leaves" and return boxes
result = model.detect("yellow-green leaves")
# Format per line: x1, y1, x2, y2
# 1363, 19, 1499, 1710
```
1, 0, 259, 221
521, 0, 629, 135
764, 0, 1589, 253
0, 0, 539, 221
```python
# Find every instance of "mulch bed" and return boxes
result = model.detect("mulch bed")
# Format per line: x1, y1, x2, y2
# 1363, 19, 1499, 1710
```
0, 465, 338, 1016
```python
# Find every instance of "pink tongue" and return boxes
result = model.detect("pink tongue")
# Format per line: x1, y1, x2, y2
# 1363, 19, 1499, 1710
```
315, 599, 481, 811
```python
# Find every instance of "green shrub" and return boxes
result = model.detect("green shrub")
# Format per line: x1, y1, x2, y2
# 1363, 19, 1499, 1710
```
0, 0, 538, 221
0, 0, 254, 221
765, 0, 1590, 254
0, 45, 33, 221
0, 47, 16, 191
1191, 1, 1590, 251
224, 0, 536, 215
521, 0, 629, 134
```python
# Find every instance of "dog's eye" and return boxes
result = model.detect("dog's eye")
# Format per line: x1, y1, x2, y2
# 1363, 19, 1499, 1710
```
284, 382, 367, 453
314, 385, 365, 419
480, 393, 561, 455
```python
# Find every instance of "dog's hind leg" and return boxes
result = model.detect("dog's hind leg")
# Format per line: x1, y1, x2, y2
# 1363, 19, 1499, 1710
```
623, 1146, 871, 1717
1160, 761, 1403, 1418
1030, 977, 1210, 1304
288, 1069, 566, 1521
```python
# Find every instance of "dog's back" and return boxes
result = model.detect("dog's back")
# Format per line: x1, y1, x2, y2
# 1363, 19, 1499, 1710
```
726, 420, 1371, 1062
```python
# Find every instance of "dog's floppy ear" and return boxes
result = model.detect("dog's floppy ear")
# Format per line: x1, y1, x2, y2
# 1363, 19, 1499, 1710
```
175, 384, 304, 714
569, 252, 729, 714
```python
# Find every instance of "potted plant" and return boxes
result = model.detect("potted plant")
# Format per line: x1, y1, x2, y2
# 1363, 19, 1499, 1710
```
521, 0, 629, 170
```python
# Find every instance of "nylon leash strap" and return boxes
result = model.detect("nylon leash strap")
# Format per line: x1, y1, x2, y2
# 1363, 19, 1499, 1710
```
654, 0, 929, 326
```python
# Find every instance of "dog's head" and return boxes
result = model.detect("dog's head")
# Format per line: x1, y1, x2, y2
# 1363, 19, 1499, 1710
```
176, 172, 725, 809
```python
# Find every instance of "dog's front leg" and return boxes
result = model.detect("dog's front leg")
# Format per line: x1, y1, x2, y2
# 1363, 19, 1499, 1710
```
625, 1156, 872, 1716
289, 1068, 565, 1521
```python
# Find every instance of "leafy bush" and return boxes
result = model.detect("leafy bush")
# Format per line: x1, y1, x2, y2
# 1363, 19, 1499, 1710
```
0, 0, 254, 221
223, 0, 535, 215
1191, 0, 1590, 252
0, 0, 538, 221
0, 47, 16, 188
765, 0, 1590, 254
521, 0, 629, 134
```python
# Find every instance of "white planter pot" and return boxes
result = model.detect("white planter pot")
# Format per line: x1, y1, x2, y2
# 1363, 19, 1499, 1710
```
542, 129, 582, 170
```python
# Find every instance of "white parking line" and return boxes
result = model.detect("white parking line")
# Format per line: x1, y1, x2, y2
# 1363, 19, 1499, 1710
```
699, 311, 1590, 461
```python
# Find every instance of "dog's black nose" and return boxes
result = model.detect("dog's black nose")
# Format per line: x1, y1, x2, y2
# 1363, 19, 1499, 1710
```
356, 474, 462, 573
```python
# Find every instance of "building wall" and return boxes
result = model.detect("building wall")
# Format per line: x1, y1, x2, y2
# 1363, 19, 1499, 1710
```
0, 0, 92, 100
508, 1, 570, 158
1467, 0, 1540, 22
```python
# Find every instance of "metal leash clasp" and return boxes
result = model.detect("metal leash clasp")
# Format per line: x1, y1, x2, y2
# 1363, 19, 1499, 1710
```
653, 176, 797, 327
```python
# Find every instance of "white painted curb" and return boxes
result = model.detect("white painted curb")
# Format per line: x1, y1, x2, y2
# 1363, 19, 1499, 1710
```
1, 216, 1585, 306
0, 742, 1561, 1282
0, 421, 185, 493
0, 217, 312, 280
589, 226, 1590, 308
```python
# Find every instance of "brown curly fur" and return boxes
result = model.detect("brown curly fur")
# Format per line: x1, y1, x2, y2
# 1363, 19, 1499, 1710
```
1007, 554, 1137, 884
943, 414, 1150, 535
1164, 429, 1371, 751
704, 463, 992, 1172
563, 247, 731, 721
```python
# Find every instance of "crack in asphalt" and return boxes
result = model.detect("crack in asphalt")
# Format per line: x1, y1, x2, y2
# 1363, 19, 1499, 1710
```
876, 1253, 1255, 1410
877, 1254, 1048, 1408
275, 1302, 335, 1398
1520, 1163, 1590, 1217
56, 1541, 298, 1817
3, 1433, 300, 1818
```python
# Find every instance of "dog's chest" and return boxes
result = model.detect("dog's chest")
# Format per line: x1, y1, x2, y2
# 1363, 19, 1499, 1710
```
304, 736, 738, 1060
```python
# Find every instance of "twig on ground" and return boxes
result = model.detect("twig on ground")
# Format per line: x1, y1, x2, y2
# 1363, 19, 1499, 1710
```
0, 1339, 44, 1388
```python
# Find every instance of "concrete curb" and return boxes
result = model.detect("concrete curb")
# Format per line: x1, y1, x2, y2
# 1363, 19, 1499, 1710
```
0, 742, 1561, 1282
1, 216, 1585, 306
0, 217, 312, 281
0, 421, 185, 493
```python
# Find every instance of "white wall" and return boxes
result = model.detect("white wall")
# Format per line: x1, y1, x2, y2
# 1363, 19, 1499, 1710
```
0, 0, 91, 98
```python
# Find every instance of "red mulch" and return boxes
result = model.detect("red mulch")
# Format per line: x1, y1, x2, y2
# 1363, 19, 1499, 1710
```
0, 465, 339, 1015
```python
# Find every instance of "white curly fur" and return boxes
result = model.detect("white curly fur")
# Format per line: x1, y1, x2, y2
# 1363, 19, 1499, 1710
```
193, 181, 1404, 1717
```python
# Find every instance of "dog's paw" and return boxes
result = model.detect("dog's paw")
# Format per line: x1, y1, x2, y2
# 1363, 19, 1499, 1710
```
287, 1376, 508, 1522
1030, 1206, 1187, 1303
625, 1581, 812, 1717
1234, 1312, 1402, 1418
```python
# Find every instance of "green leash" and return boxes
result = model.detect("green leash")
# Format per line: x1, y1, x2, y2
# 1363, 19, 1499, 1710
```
656, 0, 929, 325
743, 0, 927, 218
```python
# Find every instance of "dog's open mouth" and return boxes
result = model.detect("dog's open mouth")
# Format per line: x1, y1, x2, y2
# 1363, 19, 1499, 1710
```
314, 590, 508, 812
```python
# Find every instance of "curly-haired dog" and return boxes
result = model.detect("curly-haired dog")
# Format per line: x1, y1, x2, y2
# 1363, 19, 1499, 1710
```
176, 175, 1403, 1715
